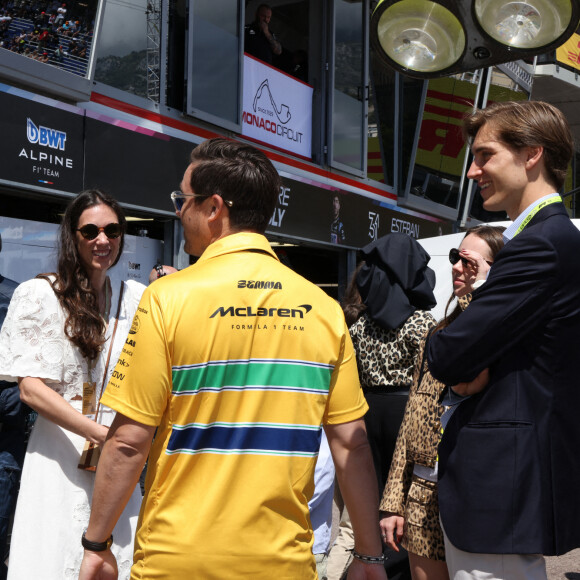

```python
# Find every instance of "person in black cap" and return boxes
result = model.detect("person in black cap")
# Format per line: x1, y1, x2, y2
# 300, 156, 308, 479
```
379, 225, 505, 580
345, 232, 437, 494
329, 232, 437, 580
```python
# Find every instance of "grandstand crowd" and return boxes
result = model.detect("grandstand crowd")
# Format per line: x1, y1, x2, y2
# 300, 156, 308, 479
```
0, 0, 96, 75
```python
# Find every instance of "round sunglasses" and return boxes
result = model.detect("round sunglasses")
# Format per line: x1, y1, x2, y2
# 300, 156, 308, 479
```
77, 223, 122, 240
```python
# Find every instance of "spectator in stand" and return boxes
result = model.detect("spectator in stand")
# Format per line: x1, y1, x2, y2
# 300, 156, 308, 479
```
77, 40, 87, 58
54, 2, 65, 24
32, 9, 44, 27
244, 3, 281, 65
68, 36, 77, 53
54, 43, 63, 61
37, 27, 48, 49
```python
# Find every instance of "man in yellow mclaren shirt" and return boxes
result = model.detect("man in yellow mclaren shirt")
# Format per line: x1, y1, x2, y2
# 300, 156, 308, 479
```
79, 138, 386, 580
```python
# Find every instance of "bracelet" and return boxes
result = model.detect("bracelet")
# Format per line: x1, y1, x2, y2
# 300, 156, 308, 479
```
352, 550, 385, 564
82, 530, 113, 552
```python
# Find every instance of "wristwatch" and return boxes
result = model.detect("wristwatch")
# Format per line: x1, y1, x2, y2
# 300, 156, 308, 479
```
81, 530, 113, 552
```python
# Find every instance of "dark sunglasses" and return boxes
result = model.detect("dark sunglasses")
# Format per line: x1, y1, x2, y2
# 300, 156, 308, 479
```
77, 223, 122, 240
449, 248, 469, 267
449, 248, 493, 267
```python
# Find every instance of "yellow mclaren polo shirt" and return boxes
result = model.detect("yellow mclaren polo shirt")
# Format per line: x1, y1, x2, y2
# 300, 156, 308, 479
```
102, 232, 367, 580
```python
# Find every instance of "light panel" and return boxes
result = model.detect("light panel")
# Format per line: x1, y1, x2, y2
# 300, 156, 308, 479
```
475, 0, 573, 49
375, 0, 466, 72
371, 0, 580, 79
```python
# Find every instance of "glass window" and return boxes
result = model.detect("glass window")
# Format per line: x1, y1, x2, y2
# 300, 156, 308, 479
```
244, 1, 310, 83
167, 0, 187, 109
330, 0, 367, 174
400, 74, 424, 191
367, 77, 387, 185
186, 0, 241, 129
407, 74, 480, 212
94, 0, 149, 97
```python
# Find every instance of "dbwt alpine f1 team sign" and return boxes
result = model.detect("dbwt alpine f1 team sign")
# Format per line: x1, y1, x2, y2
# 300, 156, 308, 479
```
242, 55, 313, 158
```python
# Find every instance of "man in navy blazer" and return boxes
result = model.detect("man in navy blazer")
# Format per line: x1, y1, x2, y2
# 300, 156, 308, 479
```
427, 101, 580, 579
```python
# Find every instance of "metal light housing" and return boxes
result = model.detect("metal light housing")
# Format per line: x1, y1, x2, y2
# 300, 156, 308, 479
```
371, 0, 580, 78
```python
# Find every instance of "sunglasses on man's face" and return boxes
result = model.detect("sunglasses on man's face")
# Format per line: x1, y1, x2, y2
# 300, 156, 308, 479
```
77, 223, 122, 240
170, 190, 234, 213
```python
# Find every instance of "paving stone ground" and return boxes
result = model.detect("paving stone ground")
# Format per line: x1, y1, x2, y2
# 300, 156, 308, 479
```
546, 549, 580, 579
331, 503, 580, 578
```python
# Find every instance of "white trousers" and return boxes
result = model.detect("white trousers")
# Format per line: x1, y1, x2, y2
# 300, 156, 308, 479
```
326, 506, 353, 580
441, 519, 547, 580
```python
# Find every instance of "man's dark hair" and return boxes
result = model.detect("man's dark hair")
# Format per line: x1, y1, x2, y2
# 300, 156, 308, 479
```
189, 138, 280, 233
463, 100, 574, 191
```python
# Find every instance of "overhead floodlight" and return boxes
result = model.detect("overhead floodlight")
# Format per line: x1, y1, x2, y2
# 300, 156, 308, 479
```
475, 0, 572, 49
370, 0, 580, 79
375, 0, 466, 73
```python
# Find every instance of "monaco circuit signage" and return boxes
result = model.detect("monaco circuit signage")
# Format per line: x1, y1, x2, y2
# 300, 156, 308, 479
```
242, 55, 313, 158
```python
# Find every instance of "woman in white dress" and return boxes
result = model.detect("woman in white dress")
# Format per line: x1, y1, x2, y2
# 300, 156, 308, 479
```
0, 190, 145, 579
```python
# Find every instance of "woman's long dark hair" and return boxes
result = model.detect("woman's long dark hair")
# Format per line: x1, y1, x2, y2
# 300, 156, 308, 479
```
39, 190, 126, 360
342, 262, 366, 328
434, 225, 505, 332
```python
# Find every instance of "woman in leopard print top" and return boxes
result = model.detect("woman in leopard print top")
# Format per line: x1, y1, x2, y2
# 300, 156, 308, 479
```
327, 234, 436, 580
379, 225, 505, 580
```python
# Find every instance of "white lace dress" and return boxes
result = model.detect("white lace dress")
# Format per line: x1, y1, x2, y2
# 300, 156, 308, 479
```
0, 276, 146, 580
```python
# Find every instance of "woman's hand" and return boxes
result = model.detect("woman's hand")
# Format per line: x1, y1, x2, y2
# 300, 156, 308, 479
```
18, 376, 110, 444
451, 368, 489, 397
88, 423, 110, 446
379, 511, 404, 552
459, 248, 492, 283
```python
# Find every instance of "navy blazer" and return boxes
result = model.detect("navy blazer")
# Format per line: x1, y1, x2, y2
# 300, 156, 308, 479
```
427, 203, 580, 556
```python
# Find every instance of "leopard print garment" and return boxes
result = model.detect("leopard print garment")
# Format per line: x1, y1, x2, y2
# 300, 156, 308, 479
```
349, 310, 436, 391
379, 295, 471, 561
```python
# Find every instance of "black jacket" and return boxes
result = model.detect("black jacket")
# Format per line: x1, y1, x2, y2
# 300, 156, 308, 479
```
428, 203, 580, 556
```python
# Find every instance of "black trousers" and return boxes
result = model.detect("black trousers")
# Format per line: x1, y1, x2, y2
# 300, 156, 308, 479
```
363, 390, 411, 580
363, 390, 408, 494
